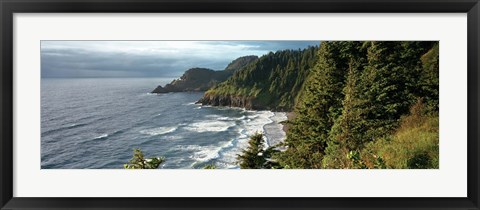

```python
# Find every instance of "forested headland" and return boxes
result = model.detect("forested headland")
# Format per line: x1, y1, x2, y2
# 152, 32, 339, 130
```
197, 46, 318, 111
151, 56, 258, 93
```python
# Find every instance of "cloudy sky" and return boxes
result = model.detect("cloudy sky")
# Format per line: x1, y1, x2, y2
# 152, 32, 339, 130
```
41, 41, 319, 78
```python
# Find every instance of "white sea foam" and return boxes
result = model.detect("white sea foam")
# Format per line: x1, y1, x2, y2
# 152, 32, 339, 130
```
172, 144, 225, 164
212, 111, 279, 168
205, 114, 223, 119
161, 110, 287, 168
94, 134, 109, 139
206, 114, 246, 121
212, 111, 289, 168
236, 115, 247, 120
190, 147, 221, 163
243, 111, 274, 137
163, 135, 183, 140
183, 102, 197, 106
140, 126, 178, 136
183, 120, 235, 133
264, 112, 288, 149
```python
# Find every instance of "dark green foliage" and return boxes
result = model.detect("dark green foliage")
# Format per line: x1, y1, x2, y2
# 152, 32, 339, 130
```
419, 43, 439, 112
354, 42, 426, 140
237, 133, 280, 169
277, 41, 439, 169
278, 42, 366, 168
237, 133, 267, 169
200, 46, 318, 111
407, 152, 431, 169
124, 148, 164, 169
224, 55, 259, 73
203, 164, 216, 169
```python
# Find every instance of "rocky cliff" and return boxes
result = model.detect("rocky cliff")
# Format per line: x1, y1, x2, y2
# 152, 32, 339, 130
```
151, 56, 258, 93
196, 93, 259, 110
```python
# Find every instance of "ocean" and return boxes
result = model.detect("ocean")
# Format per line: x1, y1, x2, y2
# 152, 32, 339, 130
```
41, 78, 287, 169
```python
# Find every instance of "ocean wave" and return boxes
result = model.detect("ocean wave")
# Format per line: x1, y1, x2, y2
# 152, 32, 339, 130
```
94, 134, 109, 140
173, 140, 235, 166
163, 135, 183, 140
243, 111, 274, 136
172, 145, 220, 163
190, 147, 221, 163
42, 123, 88, 136
263, 112, 288, 148
270, 112, 288, 123
183, 102, 197, 106
140, 126, 178, 136
69, 123, 87, 128
206, 114, 246, 121
205, 114, 223, 119
183, 120, 235, 133
76, 130, 125, 145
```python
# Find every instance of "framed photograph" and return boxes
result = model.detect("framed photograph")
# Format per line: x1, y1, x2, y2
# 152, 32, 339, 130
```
1, 0, 479, 209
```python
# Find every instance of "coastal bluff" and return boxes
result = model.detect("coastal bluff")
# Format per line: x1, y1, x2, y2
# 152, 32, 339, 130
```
151, 55, 258, 93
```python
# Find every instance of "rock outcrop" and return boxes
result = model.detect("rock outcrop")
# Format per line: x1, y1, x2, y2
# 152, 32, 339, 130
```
196, 93, 261, 110
151, 56, 258, 93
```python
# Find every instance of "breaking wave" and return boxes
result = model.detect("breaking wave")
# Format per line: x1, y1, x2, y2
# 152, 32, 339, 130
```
140, 126, 178, 136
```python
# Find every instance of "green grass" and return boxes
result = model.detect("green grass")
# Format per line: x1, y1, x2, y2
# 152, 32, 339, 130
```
361, 101, 439, 169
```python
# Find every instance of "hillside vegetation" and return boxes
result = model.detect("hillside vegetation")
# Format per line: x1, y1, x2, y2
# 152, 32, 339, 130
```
275, 41, 439, 169
198, 46, 318, 111
228, 41, 439, 169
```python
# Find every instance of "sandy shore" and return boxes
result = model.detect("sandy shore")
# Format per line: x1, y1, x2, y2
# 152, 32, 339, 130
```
263, 112, 288, 147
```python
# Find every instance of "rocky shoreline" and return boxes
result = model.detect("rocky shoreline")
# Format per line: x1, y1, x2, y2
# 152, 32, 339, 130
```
196, 94, 261, 110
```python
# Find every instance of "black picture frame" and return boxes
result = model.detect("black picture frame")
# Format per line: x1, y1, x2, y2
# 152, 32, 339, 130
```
1, 0, 479, 209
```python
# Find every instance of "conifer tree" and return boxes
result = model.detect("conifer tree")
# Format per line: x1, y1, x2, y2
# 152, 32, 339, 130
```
124, 148, 164, 169
237, 133, 268, 169
418, 43, 439, 111
355, 41, 424, 140
324, 58, 367, 168
278, 42, 362, 168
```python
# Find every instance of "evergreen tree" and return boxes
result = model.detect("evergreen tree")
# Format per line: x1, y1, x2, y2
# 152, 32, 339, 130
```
278, 42, 363, 168
324, 58, 368, 168
353, 41, 424, 141
418, 43, 439, 111
124, 148, 164, 169
237, 133, 269, 169
203, 164, 216, 169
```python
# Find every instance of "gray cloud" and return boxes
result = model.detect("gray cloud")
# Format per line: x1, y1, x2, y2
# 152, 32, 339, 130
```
41, 41, 319, 78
